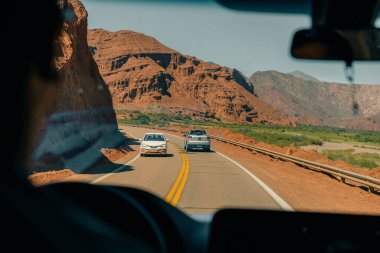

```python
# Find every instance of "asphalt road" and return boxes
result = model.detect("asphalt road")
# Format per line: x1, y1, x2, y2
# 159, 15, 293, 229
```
87, 126, 287, 214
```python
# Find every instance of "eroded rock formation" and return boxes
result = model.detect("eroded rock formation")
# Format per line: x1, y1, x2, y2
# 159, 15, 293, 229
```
88, 29, 294, 125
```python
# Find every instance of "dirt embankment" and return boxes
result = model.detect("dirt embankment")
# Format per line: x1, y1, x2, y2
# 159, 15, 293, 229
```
100, 142, 134, 161
29, 169, 77, 187
29, 140, 135, 187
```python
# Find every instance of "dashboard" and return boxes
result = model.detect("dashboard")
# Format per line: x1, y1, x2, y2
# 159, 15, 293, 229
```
40, 182, 380, 253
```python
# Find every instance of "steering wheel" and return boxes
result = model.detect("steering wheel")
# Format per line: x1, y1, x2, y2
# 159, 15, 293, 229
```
38, 182, 169, 253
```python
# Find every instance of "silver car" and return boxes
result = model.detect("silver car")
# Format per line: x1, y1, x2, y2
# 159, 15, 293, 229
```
184, 130, 211, 152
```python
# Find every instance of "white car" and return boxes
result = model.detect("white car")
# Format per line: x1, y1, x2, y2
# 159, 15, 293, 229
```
139, 133, 168, 157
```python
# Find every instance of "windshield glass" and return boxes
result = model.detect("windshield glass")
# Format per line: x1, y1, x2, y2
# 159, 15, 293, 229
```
30, 0, 380, 217
144, 135, 165, 142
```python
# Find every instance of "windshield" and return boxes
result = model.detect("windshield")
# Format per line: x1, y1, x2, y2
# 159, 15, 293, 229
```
30, 0, 380, 217
144, 135, 165, 142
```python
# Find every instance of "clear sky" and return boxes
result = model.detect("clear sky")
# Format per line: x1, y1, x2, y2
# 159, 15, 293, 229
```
83, 0, 379, 84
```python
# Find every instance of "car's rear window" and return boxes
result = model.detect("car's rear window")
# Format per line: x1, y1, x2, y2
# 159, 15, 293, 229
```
189, 130, 206, 136
144, 135, 165, 141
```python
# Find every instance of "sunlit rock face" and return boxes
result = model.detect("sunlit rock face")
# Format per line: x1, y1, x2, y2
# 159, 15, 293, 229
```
34, 0, 123, 173
88, 29, 294, 125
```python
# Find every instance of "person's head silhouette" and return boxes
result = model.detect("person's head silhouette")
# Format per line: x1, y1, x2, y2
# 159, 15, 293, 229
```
1, 1, 62, 178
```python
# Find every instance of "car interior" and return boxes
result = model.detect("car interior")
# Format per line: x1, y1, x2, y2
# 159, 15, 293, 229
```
4, 0, 380, 252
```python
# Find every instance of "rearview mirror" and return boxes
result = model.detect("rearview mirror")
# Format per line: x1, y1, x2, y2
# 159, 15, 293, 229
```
291, 28, 380, 62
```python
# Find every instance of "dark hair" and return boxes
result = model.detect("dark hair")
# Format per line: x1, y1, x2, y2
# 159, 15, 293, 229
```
1, 0, 63, 177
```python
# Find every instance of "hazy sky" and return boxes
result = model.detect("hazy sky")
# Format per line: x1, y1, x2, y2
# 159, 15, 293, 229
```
83, 0, 379, 84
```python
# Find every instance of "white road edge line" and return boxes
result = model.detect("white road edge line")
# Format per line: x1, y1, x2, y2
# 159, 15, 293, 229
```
91, 131, 140, 184
163, 131, 294, 212
90, 155, 140, 184
214, 151, 294, 212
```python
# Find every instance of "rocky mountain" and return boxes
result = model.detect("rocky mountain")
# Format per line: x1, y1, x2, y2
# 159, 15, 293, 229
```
288, 71, 319, 82
88, 29, 294, 125
249, 71, 380, 130
34, 0, 123, 172
340, 112, 380, 131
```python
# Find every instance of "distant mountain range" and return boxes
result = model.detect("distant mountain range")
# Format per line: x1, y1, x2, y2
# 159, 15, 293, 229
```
288, 71, 320, 82
249, 71, 380, 130
87, 28, 379, 130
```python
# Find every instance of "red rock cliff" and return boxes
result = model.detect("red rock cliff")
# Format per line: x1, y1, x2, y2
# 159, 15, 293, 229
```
88, 29, 294, 125
34, 0, 123, 172
53, 0, 115, 122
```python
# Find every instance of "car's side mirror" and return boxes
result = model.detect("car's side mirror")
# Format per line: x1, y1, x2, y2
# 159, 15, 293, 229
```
138, 138, 142, 142
183, 134, 187, 137
166, 139, 170, 142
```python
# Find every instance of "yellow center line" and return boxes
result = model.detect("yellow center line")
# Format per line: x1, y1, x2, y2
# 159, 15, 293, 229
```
164, 143, 190, 206
171, 154, 190, 206
165, 151, 185, 202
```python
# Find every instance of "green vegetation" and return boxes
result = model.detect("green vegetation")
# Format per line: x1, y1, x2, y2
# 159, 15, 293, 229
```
116, 109, 380, 148
118, 112, 171, 127
217, 125, 324, 147
180, 121, 380, 148
116, 110, 193, 127
322, 149, 380, 169
116, 110, 172, 127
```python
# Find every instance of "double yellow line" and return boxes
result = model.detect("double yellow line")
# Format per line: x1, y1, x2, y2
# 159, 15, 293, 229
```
165, 144, 190, 206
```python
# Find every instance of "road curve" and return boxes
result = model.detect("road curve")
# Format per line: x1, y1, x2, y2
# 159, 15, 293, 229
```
86, 125, 288, 214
